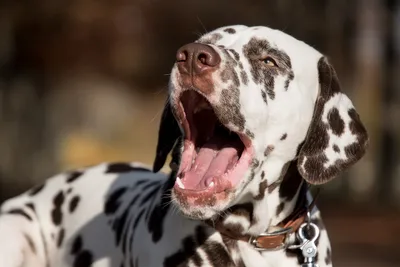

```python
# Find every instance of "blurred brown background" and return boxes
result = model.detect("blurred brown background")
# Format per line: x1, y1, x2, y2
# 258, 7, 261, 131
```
0, 0, 399, 266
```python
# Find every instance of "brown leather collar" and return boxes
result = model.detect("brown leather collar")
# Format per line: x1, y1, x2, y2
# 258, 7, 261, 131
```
217, 183, 319, 251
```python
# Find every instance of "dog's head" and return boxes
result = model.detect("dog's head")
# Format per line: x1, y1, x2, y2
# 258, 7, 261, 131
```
153, 25, 368, 219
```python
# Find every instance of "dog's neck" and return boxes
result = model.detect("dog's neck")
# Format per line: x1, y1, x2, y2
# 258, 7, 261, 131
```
205, 160, 305, 237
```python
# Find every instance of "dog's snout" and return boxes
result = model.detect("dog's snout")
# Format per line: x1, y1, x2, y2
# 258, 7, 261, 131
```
176, 43, 220, 75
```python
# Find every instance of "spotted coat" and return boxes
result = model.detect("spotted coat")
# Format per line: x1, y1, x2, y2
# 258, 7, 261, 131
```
0, 25, 368, 267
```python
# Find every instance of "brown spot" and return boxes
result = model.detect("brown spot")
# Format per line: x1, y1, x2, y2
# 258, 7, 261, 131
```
24, 234, 36, 253
224, 28, 236, 34
328, 108, 345, 136
228, 49, 240, 61
245, 129, 254, 139
280, 133, 287, 140
264, 145, 274, 157
261, 171, 265, 179
240, 71, 248, 85
284, 71, 295, 90
333, 144, 340, 153
261, 90, 268, 104
254, 180, 268, 200
217, 86, 246, 132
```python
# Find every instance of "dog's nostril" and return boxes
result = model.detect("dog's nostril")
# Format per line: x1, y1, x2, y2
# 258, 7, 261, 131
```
198, 53, 207, 65
176, 50, 188, 62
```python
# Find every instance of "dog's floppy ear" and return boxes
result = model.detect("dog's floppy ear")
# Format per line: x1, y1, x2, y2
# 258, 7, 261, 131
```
297, 57, 369, 184
152, 100, 182, 172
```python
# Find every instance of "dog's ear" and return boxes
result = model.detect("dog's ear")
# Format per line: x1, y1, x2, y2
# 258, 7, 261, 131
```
297, 57, 369, 184
152, 100, 182, 172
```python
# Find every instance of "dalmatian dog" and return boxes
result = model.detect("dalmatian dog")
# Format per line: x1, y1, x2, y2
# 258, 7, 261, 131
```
0, 25, 368, 267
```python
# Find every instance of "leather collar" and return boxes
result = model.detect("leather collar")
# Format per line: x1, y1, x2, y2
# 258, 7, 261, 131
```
216, 182, 319, 251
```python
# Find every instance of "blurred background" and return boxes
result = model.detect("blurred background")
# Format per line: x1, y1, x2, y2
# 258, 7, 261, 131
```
0, 0, 399, 266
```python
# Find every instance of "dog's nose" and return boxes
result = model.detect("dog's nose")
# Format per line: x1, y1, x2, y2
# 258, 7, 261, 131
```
176, 43, 221, 75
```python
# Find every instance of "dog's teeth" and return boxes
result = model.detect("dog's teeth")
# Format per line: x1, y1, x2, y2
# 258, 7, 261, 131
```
176, 177, 185, 189
208, 181, 215, 187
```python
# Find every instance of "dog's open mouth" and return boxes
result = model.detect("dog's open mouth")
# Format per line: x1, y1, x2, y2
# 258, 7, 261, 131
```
174, 90, 253, 194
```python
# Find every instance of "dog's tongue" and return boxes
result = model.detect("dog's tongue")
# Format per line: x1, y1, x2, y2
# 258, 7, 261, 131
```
180, 136, 241, 190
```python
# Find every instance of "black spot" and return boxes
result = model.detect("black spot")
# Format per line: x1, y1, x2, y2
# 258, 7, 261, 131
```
104, 187, 128, 215
147, 173, 175, 243
276, 202, 285, 216
57, 228, 65, 247
66, 171, 83, 183
7, 208, 32, 221
140, 185, 161, 205
325, 248, 332, 265
71, 236, 83, 255
73, 250, 93, 267
28, 183, 46, 196
66, 188, 73, 194
25, 202, 36, 213
224, 28, 236, 34
203, 241, 232, 266
280, 133, 288, 140
106, 163, 150, 174
261, 171, 265, 179
51, 191, 65, 226
69, 195, 80, 213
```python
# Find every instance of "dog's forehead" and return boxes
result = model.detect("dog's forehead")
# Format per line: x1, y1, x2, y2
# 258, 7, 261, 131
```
200, 25, 321, 67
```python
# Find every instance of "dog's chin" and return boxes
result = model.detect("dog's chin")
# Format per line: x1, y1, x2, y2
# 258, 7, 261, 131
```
169, 90, 254, 220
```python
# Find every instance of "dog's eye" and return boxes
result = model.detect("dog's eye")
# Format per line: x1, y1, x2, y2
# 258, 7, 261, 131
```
262, 57, 277, 67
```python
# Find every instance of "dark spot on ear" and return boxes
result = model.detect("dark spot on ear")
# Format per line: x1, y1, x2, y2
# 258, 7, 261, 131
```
254, 180, 268, 200
66, 171, 83, 183
73, 250, 93, 267
224, 28, 236, 34
24, 234, 36, 253
28, 183, 46, 196
325, 247, 332, 265
328, 108, 345, 136
333, 144, 340, 153
51, 191, 65, 226
7, 208, 33, 221
280, 133, 287, 140
264, 145, 274, 157
276, 202, 285, 216
106, 163, 150, 174
69, 195, 80, 213
71, 236, 83, 255
57, 228, 65, 247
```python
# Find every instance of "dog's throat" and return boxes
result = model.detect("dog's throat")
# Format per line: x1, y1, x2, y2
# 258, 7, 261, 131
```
179, 135, 243, 190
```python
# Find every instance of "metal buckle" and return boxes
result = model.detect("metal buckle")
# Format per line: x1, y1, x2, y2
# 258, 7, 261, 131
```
248, 227, 293, 251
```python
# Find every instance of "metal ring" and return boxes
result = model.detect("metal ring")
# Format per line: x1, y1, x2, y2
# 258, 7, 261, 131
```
298, 222, 320, 243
